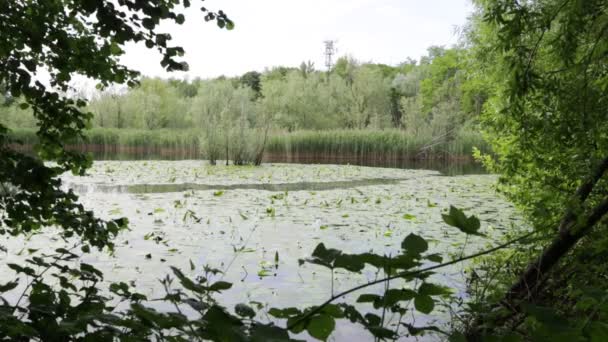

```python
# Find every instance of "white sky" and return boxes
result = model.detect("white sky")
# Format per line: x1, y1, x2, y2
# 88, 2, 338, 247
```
120, 0, 474, 79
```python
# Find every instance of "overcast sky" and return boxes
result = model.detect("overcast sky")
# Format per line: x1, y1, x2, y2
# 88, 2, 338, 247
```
120, 0, 474, 79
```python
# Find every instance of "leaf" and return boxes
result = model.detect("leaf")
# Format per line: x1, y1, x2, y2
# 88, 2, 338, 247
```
0, 280, 18, 292
403, 213, 416, 220
368, 326, 398, 339
441, 206, 484, 236
258, 269, 272, 277
268, 307, 301, 318
382, 289, 417, 307
357, 294, 382, 303
365, 313, 382, 326
306, 314, 335, 341
235, 303, 256, 318
209, 281, 232, 292
333, 254, 366, 272
449, 332, 467, 342
587, 321, 608, 342
250, 323, 290, 341
426, 253, 443, 263
418, 282, 452, 296
401, 233, 428, 255
310, 243, 341, 267
414, 294, 434, 314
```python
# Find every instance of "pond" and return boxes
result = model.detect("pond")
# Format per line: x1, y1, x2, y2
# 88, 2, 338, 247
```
1, 161, 522, 341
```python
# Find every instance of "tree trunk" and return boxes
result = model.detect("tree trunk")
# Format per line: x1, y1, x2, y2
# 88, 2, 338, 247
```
506, 197, 608, 303
505, 156, 608, 302
254, 124, 270, 166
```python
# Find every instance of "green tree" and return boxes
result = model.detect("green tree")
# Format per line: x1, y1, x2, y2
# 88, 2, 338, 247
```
240, 70, 262, 98
467, 0, 608, 338
0, 1, 246, 340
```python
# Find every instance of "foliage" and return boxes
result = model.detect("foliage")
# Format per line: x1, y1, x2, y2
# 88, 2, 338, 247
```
461, 0, 608, 340
0, 47, 489, 158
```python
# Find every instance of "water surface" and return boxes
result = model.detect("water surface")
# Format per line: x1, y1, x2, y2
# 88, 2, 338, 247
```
1, 161, 520, 341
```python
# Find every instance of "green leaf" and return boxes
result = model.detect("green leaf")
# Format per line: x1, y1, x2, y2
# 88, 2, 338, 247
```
383, 289, 417, 307
449, 332, 467, 342
209, 281, 232, 292
235, 303, 255, 318
403, 213, 416, 220
250, 323, 290, 341
587, 321, 608, 342
414, 294, 434, 314
306, 314, 335, 341
418, 282, 452, 296
441, 206, 484, 236
368, 326, 398, 339
333, 254, 365, 272
268, 307, 301, 319
0, 280, 18, 292
401, 233, 428, 254
142, 18, 155, 30
357, 294, 382, 303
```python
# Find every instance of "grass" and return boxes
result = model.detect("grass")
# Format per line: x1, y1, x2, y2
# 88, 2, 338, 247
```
7, 127, 490, 161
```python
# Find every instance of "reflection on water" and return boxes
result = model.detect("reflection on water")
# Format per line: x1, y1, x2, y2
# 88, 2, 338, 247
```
67, 178, 412, 194
85, 151, 486, 176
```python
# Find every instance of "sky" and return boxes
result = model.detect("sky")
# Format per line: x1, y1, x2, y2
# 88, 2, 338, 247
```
120, 0, 474, 79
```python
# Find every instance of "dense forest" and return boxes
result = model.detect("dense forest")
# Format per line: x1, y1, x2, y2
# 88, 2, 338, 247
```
1, 0, 608, 341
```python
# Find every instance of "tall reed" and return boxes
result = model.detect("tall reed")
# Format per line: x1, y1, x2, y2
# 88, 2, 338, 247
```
7, 127, 489, 161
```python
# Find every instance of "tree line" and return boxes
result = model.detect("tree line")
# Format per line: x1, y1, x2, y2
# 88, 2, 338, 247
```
1, 45, 486, 163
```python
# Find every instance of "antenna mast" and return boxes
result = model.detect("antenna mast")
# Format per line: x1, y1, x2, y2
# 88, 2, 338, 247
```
323, 40, 337, 72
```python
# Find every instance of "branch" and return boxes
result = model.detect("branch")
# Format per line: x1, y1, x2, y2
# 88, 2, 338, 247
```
287, 231, 537, 330
559, 156, 608, 233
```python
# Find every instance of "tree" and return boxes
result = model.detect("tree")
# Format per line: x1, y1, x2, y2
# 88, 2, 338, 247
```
240, 70, 262, 98
0, 1, 243, 339
468, 0, 608, 337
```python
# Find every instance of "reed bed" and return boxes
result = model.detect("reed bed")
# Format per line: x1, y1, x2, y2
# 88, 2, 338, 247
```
7, 128, 489, 161
265, 129, 490, 160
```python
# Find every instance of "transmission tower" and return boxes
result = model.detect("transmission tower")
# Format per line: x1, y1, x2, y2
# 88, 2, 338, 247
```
323, 40, 337, 71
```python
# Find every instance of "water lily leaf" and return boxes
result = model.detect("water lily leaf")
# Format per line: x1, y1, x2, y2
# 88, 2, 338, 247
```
403, 213, 416, 220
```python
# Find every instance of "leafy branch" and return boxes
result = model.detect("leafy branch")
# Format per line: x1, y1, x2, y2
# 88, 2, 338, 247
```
286, 229, 537, 331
